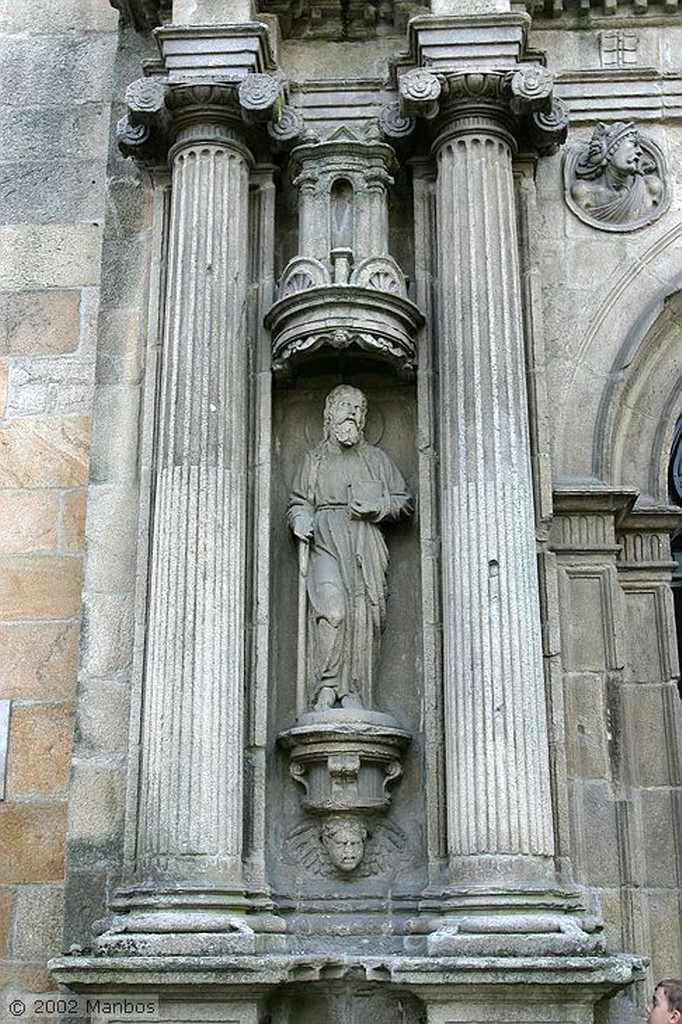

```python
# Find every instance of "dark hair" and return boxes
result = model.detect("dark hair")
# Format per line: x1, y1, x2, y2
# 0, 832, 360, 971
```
657, 981, 682, 1014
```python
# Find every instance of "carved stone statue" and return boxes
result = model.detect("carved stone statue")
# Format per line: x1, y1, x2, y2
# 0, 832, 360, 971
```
566, 121, 666, 231
320, 816, 367, 873
288, 385, 412, 711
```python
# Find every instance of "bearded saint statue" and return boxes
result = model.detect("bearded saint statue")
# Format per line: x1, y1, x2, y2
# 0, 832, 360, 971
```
288, 385, 413, 711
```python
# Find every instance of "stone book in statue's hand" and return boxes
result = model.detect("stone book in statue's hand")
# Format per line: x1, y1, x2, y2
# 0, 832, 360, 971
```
348, 480, 384, 518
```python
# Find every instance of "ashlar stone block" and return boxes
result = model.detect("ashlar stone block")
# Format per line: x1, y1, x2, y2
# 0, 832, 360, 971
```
621, 683, 676, 788
0, 160, 107, 225
0, 886, 12, 957
0, 0, 117, 33
0, 491, 59, 555
0, 555, 83, 620
6, 703, 73, 798
12, 884, 64, 961
0, 622, 79, 700
82, 483, 139, 592
0, 290, 80, 356
67, 763, 125, 848
640, 790, 680, 888
646, 890, 682, 978
75, 678, 130, 756
6, 355, 95, 418
88, 387, 140, 484
95, 308, 144, 385
563, 673, 611, 780
578, 779, 622, 886
0, 803, 67, 882
81, 593, 134, 677
0, 417, 90, 487
0, 105, 110, 164
0, 357, 7, 417
0, 35, 116, 108
171, 0, 256, 24
0, 962, 53, 993
59, 489, 86, 554
0, 226, 103, 290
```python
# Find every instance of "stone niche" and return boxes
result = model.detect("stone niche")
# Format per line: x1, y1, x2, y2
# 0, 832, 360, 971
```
267, 366, 426, 919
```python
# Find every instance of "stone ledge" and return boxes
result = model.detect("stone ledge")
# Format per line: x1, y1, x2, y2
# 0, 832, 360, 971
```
50, 950, 646, 992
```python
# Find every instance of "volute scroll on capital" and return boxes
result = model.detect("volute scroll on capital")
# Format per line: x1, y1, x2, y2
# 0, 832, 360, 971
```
398, 64, 569, 155
116, 72, 290, 165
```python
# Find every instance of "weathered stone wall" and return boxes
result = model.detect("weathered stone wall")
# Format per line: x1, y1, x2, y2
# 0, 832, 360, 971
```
0, 0, 118, 996
1, 1, 680, 1018
528, 13, 682, 1002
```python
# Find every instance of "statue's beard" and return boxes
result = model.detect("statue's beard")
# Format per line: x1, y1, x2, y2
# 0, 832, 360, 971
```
333, 420, 361, 447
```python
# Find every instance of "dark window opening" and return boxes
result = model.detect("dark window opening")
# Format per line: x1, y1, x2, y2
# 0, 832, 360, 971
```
669, 415, 682, 698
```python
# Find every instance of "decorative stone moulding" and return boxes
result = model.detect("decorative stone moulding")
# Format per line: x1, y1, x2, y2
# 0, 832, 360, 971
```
279, 710, 410, 815
266, 254, 423, 375
398, 64, 569, 155
155, 23, 277, 82
563, 122, 669, 232
278, 709, 410, 875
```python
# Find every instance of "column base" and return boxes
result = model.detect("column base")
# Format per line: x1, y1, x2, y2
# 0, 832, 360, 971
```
423, 912, 604, 957
91, 883, 287, 957
405, 882, 606, 957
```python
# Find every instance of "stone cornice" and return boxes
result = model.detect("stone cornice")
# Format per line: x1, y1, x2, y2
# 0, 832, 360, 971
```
552, 485, 639, 521
532, 0, 680, 21
110, 0, 681, 35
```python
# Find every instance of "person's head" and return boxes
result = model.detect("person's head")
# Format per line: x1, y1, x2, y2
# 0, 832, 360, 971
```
610, 132, 642, 175
575, 121, 640, 180
321, 815, 367, 872
324, 385, 367, 448
647, 980, 682, 1024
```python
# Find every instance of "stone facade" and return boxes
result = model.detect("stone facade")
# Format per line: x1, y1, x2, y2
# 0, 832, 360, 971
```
0, 0, 680, 1021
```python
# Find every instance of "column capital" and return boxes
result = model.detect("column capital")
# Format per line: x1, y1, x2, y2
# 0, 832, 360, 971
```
399, 65, 568, 156
117, 72, 291, 166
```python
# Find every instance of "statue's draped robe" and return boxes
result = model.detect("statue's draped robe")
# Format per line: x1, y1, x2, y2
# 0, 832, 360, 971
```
572, 171, 662, 224
288, 440, 412, 706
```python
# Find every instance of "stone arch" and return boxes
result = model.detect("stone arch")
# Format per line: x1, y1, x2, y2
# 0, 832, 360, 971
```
594, 287, 682, 502
554, 219, 682, 496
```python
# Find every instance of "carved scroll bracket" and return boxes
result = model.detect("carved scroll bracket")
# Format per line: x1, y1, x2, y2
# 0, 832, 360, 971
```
265, 271, 423, 377
398, 64, 569, 157
117, 70, 293, 165
278, 709, 411, 876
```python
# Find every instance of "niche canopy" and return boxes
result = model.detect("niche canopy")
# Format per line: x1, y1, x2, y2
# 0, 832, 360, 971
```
265, 129, 423, 375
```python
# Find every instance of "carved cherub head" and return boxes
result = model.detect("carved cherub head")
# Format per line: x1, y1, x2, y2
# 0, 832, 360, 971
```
320, 815, 368, 873
323, 385, 367, 447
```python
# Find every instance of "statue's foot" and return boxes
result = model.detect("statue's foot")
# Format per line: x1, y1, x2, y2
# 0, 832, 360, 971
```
313, 686, 336, 711
341, 693, 363, 709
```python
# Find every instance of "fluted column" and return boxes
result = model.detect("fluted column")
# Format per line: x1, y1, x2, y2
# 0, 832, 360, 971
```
433, 73, 554, 886
135, 84, 252, 890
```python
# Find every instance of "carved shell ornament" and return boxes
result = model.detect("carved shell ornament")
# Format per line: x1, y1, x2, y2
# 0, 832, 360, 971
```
563, 121, 669, 232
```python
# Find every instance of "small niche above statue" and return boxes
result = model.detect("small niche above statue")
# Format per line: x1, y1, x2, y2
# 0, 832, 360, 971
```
265, 129, 423, 375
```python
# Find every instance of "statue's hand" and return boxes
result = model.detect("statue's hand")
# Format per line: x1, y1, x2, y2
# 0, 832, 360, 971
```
292, 514, 314, 541
349, 498, 382, 520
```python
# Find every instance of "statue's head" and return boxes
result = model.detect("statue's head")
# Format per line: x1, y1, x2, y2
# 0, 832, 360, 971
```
321, 815, 367, 872
324, 385, 367, 448
575, 121, 640, 180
